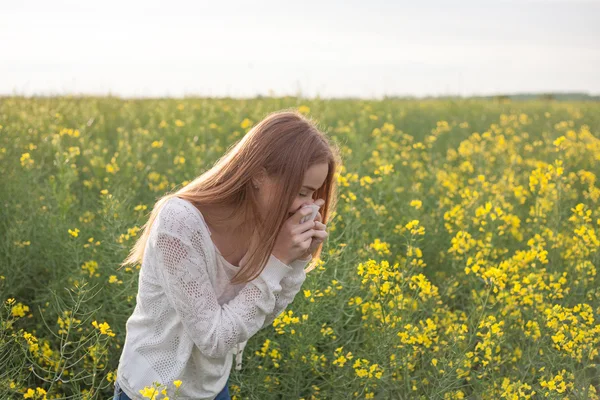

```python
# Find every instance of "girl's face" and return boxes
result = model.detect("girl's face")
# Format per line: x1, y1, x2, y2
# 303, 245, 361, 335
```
256, 162, 329, 220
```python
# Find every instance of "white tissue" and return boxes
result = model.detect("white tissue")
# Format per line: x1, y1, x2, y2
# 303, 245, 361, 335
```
299, 204, 320, 224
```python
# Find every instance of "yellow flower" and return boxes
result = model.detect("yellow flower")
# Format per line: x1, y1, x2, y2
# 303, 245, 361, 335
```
11, 302, 30, 318
20, 153, 34, 168
139, 386, 158, 399
68, 228, 80, 238
369, 238, 391, 255
298, 105, 310, 114
553, 136, 566, 147
92, 320, 116, 337
410, 199, 423, 209
173, 380, 182, 388
35, 388, 47, 398
240, 118, 252, 129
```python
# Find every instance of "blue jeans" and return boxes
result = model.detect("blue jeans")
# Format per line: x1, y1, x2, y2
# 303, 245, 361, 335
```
113, 378, 230, 400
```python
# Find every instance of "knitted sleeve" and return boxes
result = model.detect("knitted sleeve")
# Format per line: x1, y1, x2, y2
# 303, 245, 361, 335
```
152, 200, 292, 359
261, 257, 309, 329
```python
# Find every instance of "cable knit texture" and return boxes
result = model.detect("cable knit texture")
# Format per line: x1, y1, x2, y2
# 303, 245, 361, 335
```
116, 196, 310, 399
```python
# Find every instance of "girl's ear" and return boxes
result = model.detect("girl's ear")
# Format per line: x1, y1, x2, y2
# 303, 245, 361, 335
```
251, 167, 268, 187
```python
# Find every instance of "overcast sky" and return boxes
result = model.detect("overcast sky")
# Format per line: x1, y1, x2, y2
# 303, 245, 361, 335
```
1, 0, 599, 98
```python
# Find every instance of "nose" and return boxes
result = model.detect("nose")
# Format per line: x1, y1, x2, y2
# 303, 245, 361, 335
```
302, 199, 323, 208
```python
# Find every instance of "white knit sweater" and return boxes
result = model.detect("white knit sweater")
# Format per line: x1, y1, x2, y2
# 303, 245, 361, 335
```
116, 196, 310, 399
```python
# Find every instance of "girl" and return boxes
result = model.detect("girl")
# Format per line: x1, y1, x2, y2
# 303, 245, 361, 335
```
113, 110, 341, 399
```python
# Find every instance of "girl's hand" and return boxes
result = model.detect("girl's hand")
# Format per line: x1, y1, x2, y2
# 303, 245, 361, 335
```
298, 201, 328, 261
272, 207, 319, 265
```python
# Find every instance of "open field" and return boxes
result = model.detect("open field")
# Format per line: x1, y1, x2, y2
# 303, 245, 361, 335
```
1, 97, 599, 399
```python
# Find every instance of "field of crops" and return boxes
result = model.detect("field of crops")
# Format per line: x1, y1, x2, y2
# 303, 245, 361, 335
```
1, 97, 599, 399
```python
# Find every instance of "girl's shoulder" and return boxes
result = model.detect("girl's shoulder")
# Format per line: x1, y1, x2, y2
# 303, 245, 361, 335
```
152, 197, 216, 267
159, 196, 211, 237
164, 196, 195, 213
167, 197, 206, 223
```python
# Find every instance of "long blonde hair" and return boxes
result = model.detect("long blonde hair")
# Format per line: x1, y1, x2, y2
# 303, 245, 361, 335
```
120, 109, 342, 284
